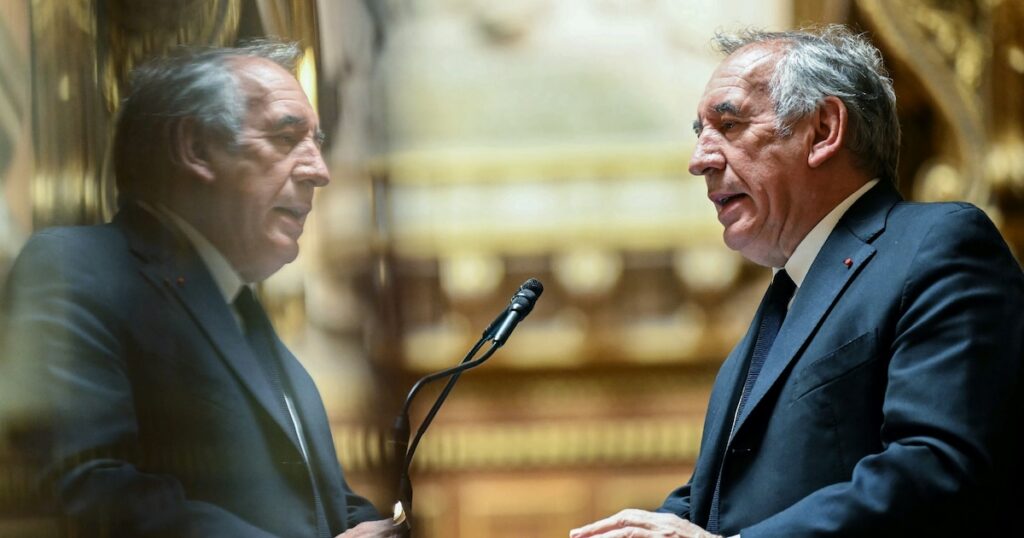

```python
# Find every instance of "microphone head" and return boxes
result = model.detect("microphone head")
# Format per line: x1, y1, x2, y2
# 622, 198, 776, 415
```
509, 278, 544, 314
488, 278, 546, 343
521, 278, 544, 298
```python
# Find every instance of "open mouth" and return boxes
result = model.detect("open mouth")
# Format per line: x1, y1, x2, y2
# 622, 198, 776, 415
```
275, 207, 308, 220
715, 193, 746, 208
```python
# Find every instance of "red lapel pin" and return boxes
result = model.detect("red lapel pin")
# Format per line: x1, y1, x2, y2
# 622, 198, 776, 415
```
843, 258, 853, 268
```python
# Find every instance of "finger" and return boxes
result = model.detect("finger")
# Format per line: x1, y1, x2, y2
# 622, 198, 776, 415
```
570, 509, 659, 537
570, 512, 630, 537
577, 529, 655, 538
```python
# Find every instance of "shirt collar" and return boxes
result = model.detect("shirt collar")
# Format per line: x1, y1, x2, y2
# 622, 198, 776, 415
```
135, 201, 247, 303
779, 179, 879, 287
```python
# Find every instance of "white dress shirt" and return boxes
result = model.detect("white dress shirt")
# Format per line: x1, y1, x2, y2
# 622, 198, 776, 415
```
779, 179, 879, 291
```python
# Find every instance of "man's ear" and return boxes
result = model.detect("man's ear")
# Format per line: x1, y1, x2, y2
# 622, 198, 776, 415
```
171, 118, 217, 183
807, 96, 847, 168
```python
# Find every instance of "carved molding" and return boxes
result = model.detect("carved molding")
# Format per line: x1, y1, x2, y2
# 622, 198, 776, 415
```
29, 0, 242, 228
858, 0, 989, 203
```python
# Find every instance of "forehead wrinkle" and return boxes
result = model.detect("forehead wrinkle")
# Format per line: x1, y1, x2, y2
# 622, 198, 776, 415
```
733, 46, 782, 94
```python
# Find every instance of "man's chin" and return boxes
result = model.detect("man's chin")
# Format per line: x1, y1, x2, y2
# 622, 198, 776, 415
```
272, 245, 301, 271
722, 231, 779, 267
241, 245, 299, 282
736, 243, 786, 268
722, 228, 749, 255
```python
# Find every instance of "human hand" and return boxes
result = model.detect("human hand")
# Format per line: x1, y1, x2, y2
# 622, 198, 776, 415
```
569, 509, 722, 538
334, 519, 401, 537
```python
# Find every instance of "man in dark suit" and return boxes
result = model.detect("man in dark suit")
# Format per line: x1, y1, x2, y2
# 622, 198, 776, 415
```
572, 26, 1023, 537
2, 42, 396, 537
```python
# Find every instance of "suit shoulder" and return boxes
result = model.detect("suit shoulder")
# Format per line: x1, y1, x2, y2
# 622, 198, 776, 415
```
19, 224, 126, 262
9, 223, 134, 290
886, 200, 1007, 243
27, 223, 124, 248
887, 199, 978, 222
886, 200, 1021, 280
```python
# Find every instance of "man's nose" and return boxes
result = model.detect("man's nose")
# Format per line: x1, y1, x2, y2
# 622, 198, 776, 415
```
688, 135, 725, 176
296, 142, 330, 187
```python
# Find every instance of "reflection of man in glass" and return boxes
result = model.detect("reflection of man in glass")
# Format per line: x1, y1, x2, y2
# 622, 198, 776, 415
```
573, 26, 1023, 537
3, 42, 396, 537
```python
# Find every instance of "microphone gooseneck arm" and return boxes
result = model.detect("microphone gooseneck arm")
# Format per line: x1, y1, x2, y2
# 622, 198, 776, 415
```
405, 340, 503, 470
391, 279, 544, 534
391, 336, 488, 519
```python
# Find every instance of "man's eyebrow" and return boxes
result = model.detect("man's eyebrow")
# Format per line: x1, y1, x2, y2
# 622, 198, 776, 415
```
693, 101, 741, 134
272, 114, 325, 146
712, 102, 740, 115
272, 114, 307, 130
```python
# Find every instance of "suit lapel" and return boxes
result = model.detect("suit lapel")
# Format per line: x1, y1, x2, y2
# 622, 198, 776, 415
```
731, 182, 901, 438
277, 343, 336, 469
115, 204, 302, 452
276, 341, 349, 521
689, 300, 770, 519
699, 294, 771, 465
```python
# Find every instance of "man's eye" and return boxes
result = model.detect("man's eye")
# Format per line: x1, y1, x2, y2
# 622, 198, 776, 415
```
275, 134, 298, 145
721, 121, 736, 131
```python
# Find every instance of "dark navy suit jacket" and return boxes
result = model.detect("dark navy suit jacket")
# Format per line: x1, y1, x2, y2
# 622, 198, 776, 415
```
658, 181, 1024, 536
2, 204, 379, 537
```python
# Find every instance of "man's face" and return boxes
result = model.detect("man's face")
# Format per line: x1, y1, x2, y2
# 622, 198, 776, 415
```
689, 44, 814, 267
200, 57, 329, 282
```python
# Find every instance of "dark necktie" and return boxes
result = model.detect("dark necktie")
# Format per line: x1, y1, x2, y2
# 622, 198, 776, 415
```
707, 270, 796, 534
233, 287, 331, 538
233, 287, 289, 414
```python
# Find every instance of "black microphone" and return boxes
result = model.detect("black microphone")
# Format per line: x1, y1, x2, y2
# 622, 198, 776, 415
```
484, 278, 544, 345
391, 278, 544, 534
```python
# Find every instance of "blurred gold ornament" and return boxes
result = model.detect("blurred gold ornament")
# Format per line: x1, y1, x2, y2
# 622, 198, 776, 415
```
553, 248, 622, 296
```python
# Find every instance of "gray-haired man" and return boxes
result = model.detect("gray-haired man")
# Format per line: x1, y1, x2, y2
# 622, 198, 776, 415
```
3, 42, 396, 537
572, 26, 1023, 537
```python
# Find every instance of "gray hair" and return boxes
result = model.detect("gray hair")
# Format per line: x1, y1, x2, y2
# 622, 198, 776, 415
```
113, 39, 302, 204
713, 25, 900, 182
